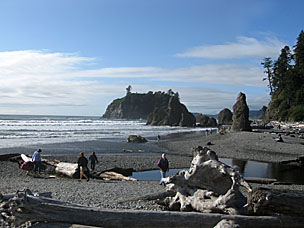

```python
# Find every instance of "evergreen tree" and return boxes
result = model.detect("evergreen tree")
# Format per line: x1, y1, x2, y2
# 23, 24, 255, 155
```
294, 30, 304, 104
126, 85, 132, 95
261, 57, 274, 96
294, 30, 304, 73
272, 45, 292, 94
262, 30, 304, 121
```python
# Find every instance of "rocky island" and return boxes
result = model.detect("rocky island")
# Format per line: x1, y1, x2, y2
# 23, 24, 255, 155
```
102, 88, 196, 127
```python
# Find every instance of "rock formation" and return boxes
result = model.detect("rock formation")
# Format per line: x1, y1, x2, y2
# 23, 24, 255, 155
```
231, 92, 252, 132
196, 114, 217, 127
127, 135, 147, 143
102, 91, 173, 119
161, 146, 251, 215
103, 90, 196, 127
146, 97, 196, 127
218, 108, 233, 125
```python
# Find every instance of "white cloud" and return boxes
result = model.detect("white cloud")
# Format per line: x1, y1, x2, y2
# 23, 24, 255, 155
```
68, 64, 266, 87
175, 36, 285, 59
0, 49, 270, 115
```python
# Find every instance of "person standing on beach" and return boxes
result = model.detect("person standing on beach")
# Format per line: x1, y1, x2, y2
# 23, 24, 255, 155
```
157, 153, 169, 186
32, 149, 42, 174
89, 151, 99, 171
77, 152, 90, 181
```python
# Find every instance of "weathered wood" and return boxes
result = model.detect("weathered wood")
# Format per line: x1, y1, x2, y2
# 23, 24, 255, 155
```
99, 167, 134, 177
161, 147, 252, 214
280, 156, 304, 166
3, 192, 304, 228
98, 171, 137, 181
249, 187, 304, 217
0, 153, 20, 161
245, 177, 277, 184
118, 190, 176, 203
55, 162, 78, 178
245, 177, 292, 185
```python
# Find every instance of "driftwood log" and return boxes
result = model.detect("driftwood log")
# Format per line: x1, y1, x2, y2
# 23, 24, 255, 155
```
248, 187, 304, 217
98, 171, 137, 181
2, 190, 304, 228
0, 153, 20, 161
161, 146, 252, 215
280, 156, 304, 166
53, 160, 135, 181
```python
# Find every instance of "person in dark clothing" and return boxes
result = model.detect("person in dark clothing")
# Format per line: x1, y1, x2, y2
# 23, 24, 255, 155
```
89, 151, 99, 171
276, 134, 284, 142
32, 148, 42, 174
77, 152, 90, 181
157, 153, 169, 186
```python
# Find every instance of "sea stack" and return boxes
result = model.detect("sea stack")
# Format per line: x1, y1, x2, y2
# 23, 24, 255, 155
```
146, 96, 196, 127
231, 92, 251, 132
217, 108, 233, 125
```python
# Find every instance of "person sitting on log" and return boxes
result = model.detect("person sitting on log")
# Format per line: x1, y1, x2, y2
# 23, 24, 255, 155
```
77, 152, 90, 181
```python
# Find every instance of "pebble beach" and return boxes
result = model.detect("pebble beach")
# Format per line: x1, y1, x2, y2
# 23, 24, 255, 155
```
1, 129, 304, 212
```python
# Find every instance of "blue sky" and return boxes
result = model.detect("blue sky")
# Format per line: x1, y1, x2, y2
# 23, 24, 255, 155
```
0, 0, 303, 116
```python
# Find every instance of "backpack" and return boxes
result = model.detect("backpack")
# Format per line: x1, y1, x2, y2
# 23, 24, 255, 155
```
20, 161, 34, 171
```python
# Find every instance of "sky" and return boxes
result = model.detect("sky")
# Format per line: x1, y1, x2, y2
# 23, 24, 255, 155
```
0, 0, 303, 116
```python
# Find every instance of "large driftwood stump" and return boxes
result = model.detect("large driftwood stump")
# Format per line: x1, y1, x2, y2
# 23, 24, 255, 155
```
161, 146, 252, 215
249, 187, 304, 217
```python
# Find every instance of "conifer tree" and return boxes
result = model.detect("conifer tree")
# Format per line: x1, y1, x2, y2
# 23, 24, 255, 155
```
294, 30, 304, 103
262, 30, 304, 121
294, 30, 304, 74
272, 45, 292, 94
261, 57, 274, 96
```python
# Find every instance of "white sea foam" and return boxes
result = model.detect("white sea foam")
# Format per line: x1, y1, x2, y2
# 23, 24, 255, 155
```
0, 114, 213, 149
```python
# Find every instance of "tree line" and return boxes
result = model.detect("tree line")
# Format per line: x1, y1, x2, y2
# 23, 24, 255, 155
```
262, 30, 304, 121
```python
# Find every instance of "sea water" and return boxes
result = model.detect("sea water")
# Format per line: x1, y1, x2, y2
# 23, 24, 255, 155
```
0, 114, 209, 150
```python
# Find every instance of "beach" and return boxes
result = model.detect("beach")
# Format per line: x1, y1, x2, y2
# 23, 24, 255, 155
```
1, 129, 304, 213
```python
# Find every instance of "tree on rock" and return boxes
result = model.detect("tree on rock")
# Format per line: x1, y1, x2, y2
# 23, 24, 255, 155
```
126, 85, 132, 95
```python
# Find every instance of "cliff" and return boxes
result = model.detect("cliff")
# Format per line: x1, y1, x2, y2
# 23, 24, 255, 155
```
146, 96, 196, 127
102, 91, 196, 127
102, 91, 176, 119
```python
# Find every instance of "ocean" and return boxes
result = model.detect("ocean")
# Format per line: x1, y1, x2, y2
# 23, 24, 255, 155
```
0, 114, 210, 153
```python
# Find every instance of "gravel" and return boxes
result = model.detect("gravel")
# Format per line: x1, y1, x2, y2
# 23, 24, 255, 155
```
2, 130, 304, 211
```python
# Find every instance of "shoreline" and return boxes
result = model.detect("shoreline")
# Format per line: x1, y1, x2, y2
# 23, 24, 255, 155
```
1, 129, 304, 214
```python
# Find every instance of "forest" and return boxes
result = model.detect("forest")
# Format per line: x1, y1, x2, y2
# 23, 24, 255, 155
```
262, 30, 304, 121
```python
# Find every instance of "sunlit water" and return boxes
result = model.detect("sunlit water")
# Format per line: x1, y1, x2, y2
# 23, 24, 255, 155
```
0, 114, 212, 149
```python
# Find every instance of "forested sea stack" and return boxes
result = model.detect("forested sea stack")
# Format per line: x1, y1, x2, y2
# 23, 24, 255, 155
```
231, 92, 251, 132
262, 30, 304, 121
102, 88, 196, 127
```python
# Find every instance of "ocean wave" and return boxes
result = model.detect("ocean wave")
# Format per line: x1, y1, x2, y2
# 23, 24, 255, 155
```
0, 115, 215, 149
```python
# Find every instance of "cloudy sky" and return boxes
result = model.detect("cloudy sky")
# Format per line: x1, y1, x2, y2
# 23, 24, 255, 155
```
0, 0, 303, 116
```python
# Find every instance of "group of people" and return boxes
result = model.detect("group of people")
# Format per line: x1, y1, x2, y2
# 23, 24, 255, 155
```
77, 151, 99, 181
23, 148, 169, 185
22, 149, 99, 180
